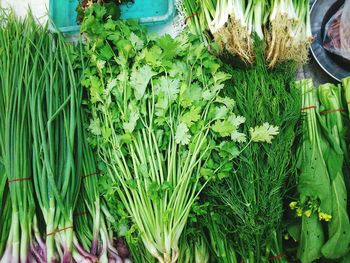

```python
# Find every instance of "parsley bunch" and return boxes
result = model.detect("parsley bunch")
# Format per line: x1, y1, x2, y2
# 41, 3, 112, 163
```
80, 4, 276, 262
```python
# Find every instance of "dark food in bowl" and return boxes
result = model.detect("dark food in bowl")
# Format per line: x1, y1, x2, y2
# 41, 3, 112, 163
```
322, 2, 350, 65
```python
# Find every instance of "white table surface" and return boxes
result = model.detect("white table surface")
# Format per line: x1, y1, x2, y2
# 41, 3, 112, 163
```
0, 0, 48, 23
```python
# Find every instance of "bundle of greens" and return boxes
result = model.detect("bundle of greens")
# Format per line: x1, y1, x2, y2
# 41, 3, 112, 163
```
0, 9, 127, 262
0, 18, 10, 253
28, 26, 98, 262
317, 83, 350, 259
74, 116, 125, 262
266, 0, 312, 68
181, 0, 312, 67
291, 79, 330, 262
80, 3, 276, 262
206, 48, 301, 262
289, 80, 350, 262
0, 11, 37, 262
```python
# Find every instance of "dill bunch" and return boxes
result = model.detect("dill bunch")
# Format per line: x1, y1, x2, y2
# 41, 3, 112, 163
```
206, 42, 301, 262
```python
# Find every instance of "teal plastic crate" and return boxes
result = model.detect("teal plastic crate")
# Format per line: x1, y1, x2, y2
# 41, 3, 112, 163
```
49, 0, 175, 33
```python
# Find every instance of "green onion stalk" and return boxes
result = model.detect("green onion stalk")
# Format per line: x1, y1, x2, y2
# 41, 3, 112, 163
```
289, 0, 312, 65
180, 0, 208, 44
318, 83, 350, 259
266, 0, 311, 68
29, 26, 95, 262
293, 79, 331, 262
0, 11, 38, 263
77, 118, 123, 262
245, 0, 267, 40
0, 194, 11, 257
81, 4, 254, 262
0, 10, 11, 256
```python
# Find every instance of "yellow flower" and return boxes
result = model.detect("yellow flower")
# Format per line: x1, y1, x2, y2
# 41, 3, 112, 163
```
296, 207, 303, 217
319, 212, 332, 222
304, 210, 312, 218
289, 201, 297, 210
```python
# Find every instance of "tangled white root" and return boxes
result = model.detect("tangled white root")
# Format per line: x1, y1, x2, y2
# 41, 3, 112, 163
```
213, 17, 255, 65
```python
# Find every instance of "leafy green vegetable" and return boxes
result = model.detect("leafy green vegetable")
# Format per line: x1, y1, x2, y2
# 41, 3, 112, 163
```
318, 83, 350, 259
80, 4, 269, 261
206, 46, 300, 262
293, 79, 331, 262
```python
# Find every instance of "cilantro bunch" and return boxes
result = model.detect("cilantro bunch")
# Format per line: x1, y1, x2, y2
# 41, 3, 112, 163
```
80, 4, 277, 262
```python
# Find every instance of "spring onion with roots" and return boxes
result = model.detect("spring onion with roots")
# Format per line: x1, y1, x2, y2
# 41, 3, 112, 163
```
200, 0, 256, 64
0, 11, 37, 263
178, 0, 208, 44
266, 0, 312, 68
181, 0, 311, 67
80, 4, 275, 262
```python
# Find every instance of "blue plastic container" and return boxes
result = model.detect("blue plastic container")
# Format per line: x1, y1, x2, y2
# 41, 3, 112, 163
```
49, 0, 175, 33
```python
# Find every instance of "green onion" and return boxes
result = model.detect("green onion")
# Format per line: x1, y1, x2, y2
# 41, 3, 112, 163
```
0, 10, 36, 262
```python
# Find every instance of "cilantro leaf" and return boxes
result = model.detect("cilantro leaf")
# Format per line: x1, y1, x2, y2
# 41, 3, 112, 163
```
214, 106, 228, 120
181, 107, 201, 127
219, 141, 240, 159
89, 118, 102, 136
123, 111, 139, 133
154, 77, 180, 102
130, 32, 144, 51
216, 96, 236, 110
175, 123, 191, 145
231, 131, 247, 143
156, 35, 178, 60
100, 44, 114, 60
180, 83, 202, 108
89, 76, 103, 103
211, 120, 235, 137
130, 65, 156, 100
250, 123, 279, 143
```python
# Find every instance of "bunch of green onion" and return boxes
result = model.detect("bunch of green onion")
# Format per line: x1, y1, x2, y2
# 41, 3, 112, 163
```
181, 0, 312, 67
0, 9, 125, 263
0, 10, 37, 262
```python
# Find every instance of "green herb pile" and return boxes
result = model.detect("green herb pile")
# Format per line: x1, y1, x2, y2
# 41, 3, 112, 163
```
80, 3, 280, 262
201, 48, 301, 262
2, 1, 350, 263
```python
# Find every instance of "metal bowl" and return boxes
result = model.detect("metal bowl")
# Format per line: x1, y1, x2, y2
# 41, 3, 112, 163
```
310, 0, 350, 81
